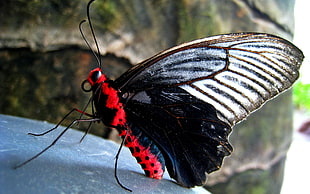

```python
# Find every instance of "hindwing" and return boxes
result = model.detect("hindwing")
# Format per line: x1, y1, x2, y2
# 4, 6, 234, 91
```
124, 87, 232, 187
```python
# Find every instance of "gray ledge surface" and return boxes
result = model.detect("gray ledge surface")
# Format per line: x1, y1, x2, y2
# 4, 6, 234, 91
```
0, 114, 209, 194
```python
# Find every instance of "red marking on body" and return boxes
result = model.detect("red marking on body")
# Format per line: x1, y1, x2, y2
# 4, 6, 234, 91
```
120, 130, 164, 179
87, 68, 126, 126
100, 81, 126, 126
87, 68, 163, 179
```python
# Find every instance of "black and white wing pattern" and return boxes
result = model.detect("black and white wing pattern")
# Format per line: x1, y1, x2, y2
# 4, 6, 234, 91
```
115, 33, 303, 125
113, 32, 303, 187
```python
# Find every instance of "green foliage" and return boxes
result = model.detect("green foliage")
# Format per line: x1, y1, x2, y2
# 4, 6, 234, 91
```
293, 81, 310, 111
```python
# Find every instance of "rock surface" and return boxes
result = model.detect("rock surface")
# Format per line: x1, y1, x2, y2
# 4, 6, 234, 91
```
0, 114, 209, 194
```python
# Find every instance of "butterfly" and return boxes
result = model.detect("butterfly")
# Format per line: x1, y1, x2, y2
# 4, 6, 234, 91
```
83, 32, 303, 188
16, 0, 303, 190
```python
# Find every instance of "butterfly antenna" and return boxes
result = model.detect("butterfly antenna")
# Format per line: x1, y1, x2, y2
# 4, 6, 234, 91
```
79, 20, 101, 67
86, 0, 102, 69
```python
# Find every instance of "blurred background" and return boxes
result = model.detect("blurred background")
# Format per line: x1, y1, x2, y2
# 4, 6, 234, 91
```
0, 0, 309, 193
281, 0, 310, 194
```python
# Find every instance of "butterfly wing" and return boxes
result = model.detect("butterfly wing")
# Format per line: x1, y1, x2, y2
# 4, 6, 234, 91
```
113, 32, 303, 187
123, 86, 233, 187
115, 32, 303, 125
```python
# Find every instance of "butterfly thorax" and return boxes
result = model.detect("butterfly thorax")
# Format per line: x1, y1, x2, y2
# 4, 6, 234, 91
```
87, 68, 126, 127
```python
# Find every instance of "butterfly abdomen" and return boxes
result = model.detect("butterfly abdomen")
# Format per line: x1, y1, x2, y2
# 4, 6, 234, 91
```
119, 127, 165, 179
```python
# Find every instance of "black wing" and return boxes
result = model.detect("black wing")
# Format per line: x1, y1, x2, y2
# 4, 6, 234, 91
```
124, 86, 233, 187
113, 32, 303, 187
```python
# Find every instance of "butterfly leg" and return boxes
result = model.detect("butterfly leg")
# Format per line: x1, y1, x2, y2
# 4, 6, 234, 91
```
15, 111, 101, 169
28, 108, 95, 137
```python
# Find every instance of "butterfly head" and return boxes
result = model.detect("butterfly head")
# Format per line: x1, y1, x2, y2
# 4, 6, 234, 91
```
81, 68, 107, 92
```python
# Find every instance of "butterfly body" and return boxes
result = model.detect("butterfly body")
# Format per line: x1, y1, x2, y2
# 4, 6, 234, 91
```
87, 68, 166, 180
84, 32, 303, 188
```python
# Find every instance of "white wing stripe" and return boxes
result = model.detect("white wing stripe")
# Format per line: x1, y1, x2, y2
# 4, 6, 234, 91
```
194, 79, 252, 112
181, 80, 253, 124
180, 63, 289, 125
215, 72, 267, 102
230, 50, 290, 85
228, 59, 280, 95
262, 53, 298, 81
180, 84, 235, 123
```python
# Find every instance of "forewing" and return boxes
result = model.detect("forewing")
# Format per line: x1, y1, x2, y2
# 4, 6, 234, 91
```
115, 32, 303, 125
